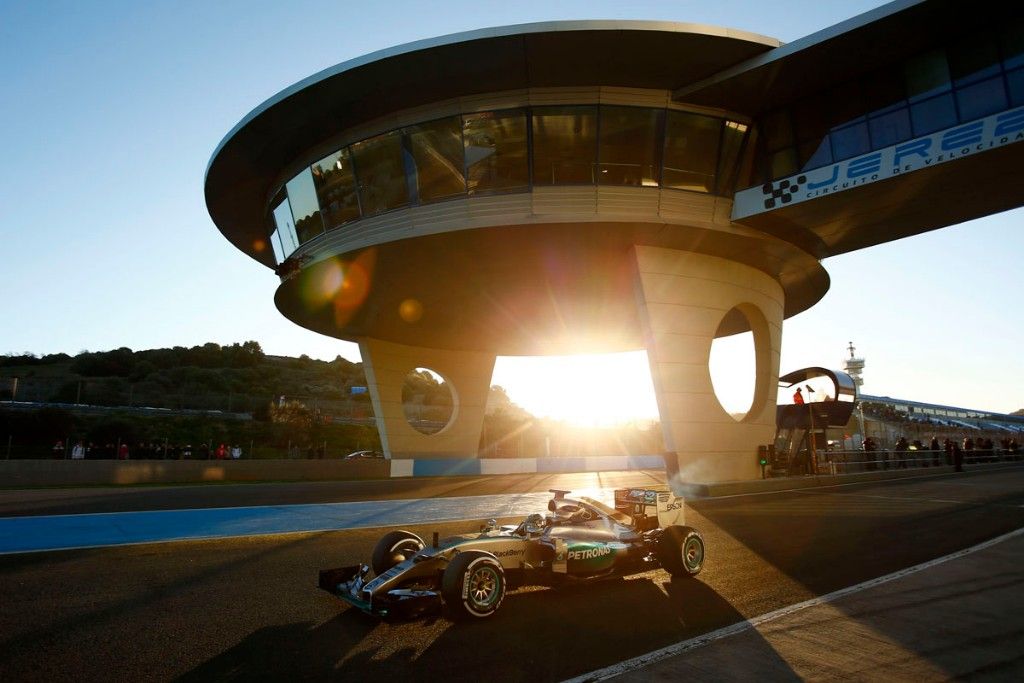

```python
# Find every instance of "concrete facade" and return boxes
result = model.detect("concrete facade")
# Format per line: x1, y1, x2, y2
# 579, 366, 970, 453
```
633, 247, 783, 482
359, 337, 495, 459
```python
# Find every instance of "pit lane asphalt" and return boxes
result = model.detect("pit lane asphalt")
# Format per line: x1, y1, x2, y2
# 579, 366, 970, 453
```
0, 470, 668, 517
1, 467, 1022, 682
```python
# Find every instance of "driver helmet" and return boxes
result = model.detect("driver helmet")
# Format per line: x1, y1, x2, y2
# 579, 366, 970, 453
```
524, 513, 546, 534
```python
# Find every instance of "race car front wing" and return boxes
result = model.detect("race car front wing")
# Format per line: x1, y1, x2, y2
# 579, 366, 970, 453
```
318, 564, 441, 619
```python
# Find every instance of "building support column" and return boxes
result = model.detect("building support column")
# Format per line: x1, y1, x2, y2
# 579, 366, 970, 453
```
358, 337, 495, 459
632, 246, 784, 485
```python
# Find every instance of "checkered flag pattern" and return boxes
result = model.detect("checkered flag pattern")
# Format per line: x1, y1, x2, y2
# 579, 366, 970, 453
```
761, 175, 807, 209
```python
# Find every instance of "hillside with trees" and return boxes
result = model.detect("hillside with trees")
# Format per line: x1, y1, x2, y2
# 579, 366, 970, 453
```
0, 343, 663, 460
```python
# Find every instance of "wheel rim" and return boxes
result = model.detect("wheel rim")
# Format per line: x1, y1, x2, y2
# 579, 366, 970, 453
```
468, 566, 500, 607
683, 536, 704, 571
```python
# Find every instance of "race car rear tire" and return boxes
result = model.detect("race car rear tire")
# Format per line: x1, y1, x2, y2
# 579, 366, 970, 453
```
441, 551, 506, 619
371, 530, 425, 576
659, 525, 705, 577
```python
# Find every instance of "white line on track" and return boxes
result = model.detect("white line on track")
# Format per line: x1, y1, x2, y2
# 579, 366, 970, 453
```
561, 525, 1024, 683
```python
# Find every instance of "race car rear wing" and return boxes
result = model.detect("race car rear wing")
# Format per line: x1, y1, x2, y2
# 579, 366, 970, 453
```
613, 486, 686, 531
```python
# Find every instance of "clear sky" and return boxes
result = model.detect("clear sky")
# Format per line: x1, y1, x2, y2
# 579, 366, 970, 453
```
1, 0, 1021, 421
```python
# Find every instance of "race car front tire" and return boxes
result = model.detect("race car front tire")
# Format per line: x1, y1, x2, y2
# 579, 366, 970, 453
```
658, 525, 705, 577
441, 551, 506, 619
371, 530, 425, 576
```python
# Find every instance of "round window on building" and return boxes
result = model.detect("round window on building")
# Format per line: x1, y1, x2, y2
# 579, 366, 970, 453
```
402, 367, 455, 435
709, 306, 767, 422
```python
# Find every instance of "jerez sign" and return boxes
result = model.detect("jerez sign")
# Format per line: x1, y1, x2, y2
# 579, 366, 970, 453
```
732, 106, 1024, 220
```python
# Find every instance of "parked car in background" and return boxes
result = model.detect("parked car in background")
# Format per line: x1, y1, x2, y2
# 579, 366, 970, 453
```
344, 450, 384, 460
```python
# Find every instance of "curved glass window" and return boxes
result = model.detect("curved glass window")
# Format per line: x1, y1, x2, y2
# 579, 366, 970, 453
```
910, 94, 957, 136
532, 106, 597, 185
286, 169, 324, 245
269, 226, 285, 264
831, 120, 870, 160
273, 199, 299, 259
868, 108, 912, 148
405, 116, 466, 203
267, 104, 752, 254
352, 131, 409, 216
463, 110, 528, 194
1007, 68, 1024, 106
598, 106, 662, 186
717, 121, 749, 194
956, 77, 1007, 120
663, 111, 721, 193
312, 149, 359, 230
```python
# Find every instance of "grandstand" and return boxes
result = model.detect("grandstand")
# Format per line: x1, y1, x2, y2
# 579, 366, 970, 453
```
858, 394, 1024, 441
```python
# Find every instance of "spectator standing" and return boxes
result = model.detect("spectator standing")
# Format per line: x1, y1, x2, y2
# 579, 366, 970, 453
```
793, 388, 805, 405
230, 444, 241, 459
863, 436, 878, 471
894, 436, 909, 468
71, 441, 85, 460
216, 443, 227, 460
118, 443, 129, 460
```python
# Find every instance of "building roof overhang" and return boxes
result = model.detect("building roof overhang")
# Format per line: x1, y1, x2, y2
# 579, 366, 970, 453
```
204, 21, 780, 266
675, 0, 995, 115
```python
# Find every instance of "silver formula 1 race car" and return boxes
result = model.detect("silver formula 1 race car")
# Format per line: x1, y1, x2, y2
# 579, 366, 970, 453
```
318, 487, 705, 620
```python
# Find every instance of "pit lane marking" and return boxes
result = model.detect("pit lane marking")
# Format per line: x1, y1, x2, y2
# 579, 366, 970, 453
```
562, 525, 1024, 683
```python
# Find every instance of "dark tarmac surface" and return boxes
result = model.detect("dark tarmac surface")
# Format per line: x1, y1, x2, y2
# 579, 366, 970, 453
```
609, 528, 1024, 681
0, 467, 1022, 681
0, 470, 667, 517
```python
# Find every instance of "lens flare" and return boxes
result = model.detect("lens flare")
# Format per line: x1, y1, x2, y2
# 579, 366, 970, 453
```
399, 298, 423, 323
333, 250, 376, 327
300, 259, 345, 310
294, 250, 377, 329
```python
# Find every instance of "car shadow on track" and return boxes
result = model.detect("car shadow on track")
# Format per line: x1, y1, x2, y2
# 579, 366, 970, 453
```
178, 574, 799, 682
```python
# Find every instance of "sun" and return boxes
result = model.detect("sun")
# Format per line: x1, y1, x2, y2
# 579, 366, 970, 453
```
492, 337, 758, 427
491, 351, 659, 427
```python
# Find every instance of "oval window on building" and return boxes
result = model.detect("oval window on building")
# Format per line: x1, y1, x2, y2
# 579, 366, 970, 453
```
402, 367, 454, 435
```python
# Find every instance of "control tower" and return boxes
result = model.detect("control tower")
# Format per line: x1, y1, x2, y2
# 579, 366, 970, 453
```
206, 1, 1024, 483
844, 342, 866, 390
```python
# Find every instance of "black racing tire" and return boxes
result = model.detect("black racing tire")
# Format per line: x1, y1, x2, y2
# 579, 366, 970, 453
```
441, 551, 506, 619
371, 530, 425, 576
658, 525, 705, 577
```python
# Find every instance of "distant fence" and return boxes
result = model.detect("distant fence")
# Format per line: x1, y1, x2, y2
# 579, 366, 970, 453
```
0, 459, 389, 487
813, 448, 1022, 474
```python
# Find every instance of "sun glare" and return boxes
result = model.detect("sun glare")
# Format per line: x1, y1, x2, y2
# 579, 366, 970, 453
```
493, 340, 758, 427
492, 352, 658, 427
